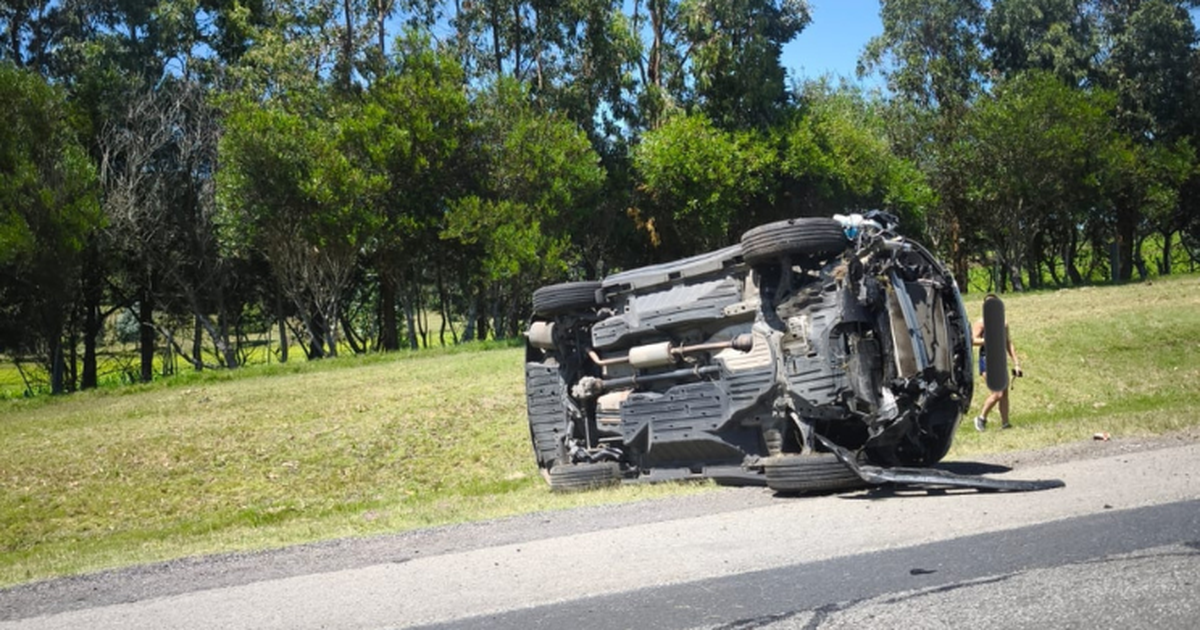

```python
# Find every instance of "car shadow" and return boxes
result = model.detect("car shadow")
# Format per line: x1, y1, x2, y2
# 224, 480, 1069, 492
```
933, 461, 1013, 475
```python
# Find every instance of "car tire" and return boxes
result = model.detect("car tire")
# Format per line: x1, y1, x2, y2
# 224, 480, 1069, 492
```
547, 462, 621, 492
525, 363, 566, 467
763, 453, 865, 493
532, 281, 603, 316
740, 218, 848, 266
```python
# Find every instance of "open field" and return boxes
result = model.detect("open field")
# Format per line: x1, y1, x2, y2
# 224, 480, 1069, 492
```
1, 275, 1198, 586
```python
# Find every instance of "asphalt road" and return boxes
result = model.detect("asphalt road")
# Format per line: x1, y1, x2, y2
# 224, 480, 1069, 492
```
2, 435, 1197, 629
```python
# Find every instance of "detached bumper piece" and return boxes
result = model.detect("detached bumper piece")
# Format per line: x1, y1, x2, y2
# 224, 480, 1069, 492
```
818, 435, 1065, 493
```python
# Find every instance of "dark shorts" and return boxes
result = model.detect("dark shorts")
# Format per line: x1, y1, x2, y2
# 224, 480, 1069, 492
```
979, 353, 986, 375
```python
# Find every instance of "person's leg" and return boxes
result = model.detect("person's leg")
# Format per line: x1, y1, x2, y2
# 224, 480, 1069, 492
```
975, 380, 1001, 431
998, 388, 1011, 428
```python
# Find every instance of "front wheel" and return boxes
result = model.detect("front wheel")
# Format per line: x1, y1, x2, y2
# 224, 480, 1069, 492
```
547, 462, 622, 492
763, 453, 865, 494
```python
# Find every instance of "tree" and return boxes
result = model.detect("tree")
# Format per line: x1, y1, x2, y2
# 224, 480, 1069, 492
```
860, 0, 988, 289
443, 78, 605, 338
632, 112, 776, 257
681, 0, 811, 129
957, 71, 1116, 289
779, 80, 932, 229
350, 34, 471, 350
101, 77, 237, 373
218, 95, 381, 358
983, 0, 1099, 84
0, 64, 102, 393
1095, 0, 1198, 280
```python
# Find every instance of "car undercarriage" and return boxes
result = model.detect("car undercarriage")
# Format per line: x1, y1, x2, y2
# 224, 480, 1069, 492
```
524, 214, 1014, 493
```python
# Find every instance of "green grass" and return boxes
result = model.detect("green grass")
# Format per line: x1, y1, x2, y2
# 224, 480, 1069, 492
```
951, 275, 1200, 456
2, 275, 1199, 586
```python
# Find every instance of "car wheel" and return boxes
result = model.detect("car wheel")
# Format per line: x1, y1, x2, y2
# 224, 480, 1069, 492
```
525, 363, 566, 468
532, 281, 603, 316
763, 453, 865, 493
740, 217, 848, 266
547, 462, 621, 492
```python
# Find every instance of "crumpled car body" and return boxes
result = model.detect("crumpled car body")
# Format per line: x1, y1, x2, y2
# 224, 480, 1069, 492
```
524, 214, 975, 493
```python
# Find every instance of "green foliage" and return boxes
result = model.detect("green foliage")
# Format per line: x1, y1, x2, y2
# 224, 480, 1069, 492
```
633, 113, 777, 254
682, 0, 812, 129
957, 71, 1118, 285
861, 0, 987, 112
983, 0, 1098, 84
0, 64, 101, 369
443, 79, 605, 280
0, 65, 99, 264
781, 81, 933, 227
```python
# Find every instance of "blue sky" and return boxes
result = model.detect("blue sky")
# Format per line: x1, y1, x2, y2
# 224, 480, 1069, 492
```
782, 0, 884, 83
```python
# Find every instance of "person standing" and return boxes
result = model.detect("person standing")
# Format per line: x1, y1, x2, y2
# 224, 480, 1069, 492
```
972, 294, 1022, 431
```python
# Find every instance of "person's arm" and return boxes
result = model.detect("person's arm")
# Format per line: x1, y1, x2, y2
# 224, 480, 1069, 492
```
972, 320, 985, 347
1005, 324, 1021, 375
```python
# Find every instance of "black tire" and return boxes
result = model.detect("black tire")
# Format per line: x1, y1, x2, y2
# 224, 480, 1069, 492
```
982, 296, 1009, 393
740, 218, 848, 266
532, 281, 602, 316
763, 453, 865, 494
525, 363, 566, 467
547, 462, 621, 492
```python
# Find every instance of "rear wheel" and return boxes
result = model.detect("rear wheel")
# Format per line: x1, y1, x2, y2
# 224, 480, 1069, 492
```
740, 218, 848, 267
763, 453, 865, 493
532, 281, 602, 316
548, 462, 621, 492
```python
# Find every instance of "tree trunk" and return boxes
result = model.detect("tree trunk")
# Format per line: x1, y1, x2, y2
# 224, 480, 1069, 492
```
139, 287, 155, 383
1064, 230, 1083, 286
403, 297, 418, 350
416, 287, 428, 348
82, 292, 100, 390
276, 287, 289, 363
1114, 206, 1137, 282
379, 273, 399, 351
307, 309, 326, 359
1160, 231, 1173, 276
193, 315, 204, 371
216, 290, 238, 368
341, 311, 364, 354
50, 335, 66, 395
436, 265, 457, 346
949, 215, 969, 292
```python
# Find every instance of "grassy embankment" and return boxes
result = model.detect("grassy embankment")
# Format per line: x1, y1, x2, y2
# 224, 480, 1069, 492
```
1, 275, 1198, 586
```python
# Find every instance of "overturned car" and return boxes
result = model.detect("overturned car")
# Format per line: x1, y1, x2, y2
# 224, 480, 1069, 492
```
524, 213, 976, 493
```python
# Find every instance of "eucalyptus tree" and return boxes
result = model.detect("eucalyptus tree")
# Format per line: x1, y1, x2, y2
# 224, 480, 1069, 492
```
680, 0, 811, 130
983, 0, 1100, 84
1093, 0, 1198, 280
0, 64, 102, 393
860, 0, 987, 289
